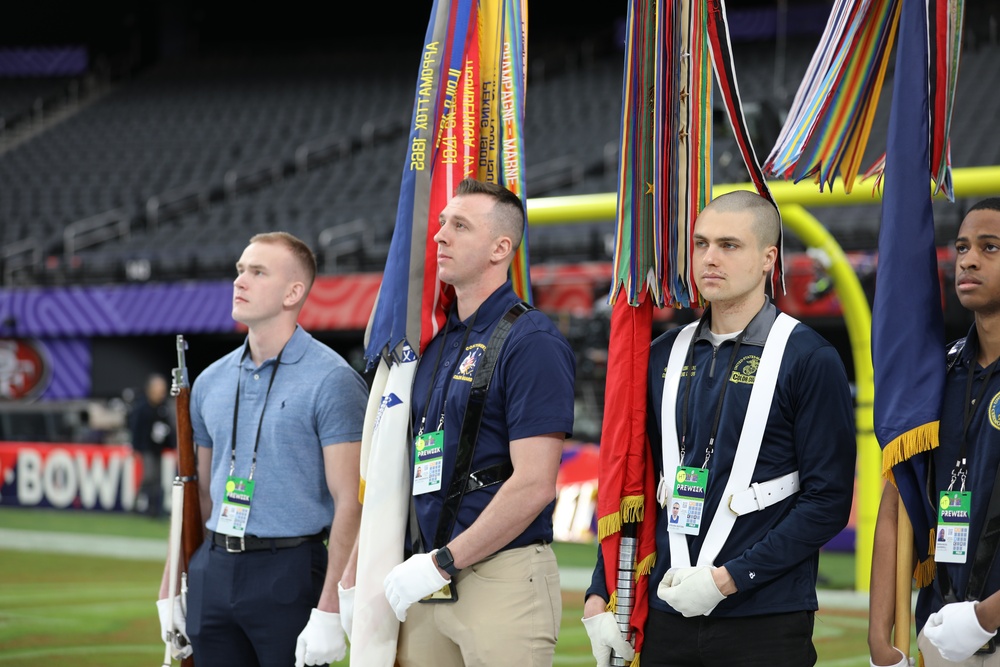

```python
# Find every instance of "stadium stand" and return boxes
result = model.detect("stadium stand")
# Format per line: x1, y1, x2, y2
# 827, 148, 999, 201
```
0, 77, 74, 123
2, 28, 999, 286
0, 52, 414, 284
0, 2, 995, 436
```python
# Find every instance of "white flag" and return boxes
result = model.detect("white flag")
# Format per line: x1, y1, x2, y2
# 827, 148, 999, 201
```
351, 351, 416, 666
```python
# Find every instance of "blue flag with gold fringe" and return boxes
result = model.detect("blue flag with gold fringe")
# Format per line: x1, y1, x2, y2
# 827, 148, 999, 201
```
871, 0, 946, 587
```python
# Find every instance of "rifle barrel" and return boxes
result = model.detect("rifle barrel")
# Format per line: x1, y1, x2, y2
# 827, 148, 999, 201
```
172, 335, 202, 667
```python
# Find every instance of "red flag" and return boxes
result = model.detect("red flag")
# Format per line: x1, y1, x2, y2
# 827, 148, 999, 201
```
597, 293, 658, 658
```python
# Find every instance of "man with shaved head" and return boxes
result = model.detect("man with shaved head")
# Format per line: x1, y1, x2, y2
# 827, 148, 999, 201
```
584, 191, 856, 666
157, 231, 369, 667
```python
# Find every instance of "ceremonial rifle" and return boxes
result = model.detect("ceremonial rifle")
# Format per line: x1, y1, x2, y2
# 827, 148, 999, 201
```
172, 334, 202, 667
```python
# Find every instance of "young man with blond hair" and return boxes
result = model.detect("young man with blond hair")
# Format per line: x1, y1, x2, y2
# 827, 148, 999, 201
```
157, 231, 369, 667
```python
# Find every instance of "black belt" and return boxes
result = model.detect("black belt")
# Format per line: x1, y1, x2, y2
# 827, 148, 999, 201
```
211, 530, 326, 554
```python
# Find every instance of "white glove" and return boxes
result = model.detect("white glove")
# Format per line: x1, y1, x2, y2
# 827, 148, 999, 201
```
338, 583, 355, 640
294, 608, 347, 667
869, 647, 914, 667
582, 612, 635, 667
659, 566, 692, 588
156, 596, 193, 660
656, 566, 726, 617
383, 551, 449, 622
924, 600, 997, 662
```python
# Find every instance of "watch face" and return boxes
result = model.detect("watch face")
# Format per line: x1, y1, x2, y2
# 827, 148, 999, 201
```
436, 548, 455, 572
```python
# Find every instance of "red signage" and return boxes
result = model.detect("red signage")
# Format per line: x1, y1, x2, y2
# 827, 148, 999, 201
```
0, 442, 178, 511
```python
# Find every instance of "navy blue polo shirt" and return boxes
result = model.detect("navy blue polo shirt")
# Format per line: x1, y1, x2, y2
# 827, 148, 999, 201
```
589, 301, 856, 617
410, 281, 576, 551
916, 326, 1000, 631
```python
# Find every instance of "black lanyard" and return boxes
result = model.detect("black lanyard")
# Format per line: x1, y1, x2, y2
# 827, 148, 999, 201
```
678, 317, 748, 468
952, 342, 1000, 490
416, 307, 479, 436
230, 346, 284, 480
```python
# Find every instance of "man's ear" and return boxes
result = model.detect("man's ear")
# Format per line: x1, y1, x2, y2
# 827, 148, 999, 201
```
284, 281, 306, 308
762, 245, 778, 274
491, 235, 514, 264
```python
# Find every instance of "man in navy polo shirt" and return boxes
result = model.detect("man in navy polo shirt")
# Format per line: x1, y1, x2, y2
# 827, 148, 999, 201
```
870, 199, 1000, 667
156, 232, 369, 667
381, 178, 576, 666
583, 191, 856, 666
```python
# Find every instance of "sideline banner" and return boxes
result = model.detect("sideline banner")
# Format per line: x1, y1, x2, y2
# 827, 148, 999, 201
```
0, 442, 176, 511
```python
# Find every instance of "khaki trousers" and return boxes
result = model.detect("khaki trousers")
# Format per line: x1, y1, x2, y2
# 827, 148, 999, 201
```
919, 630, 1000, 667
397, 542, 561, 667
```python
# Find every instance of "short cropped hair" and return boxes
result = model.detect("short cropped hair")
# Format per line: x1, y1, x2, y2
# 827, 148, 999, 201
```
969, 198, 1000, 215
455, 178, 525, 251
703, 190, 781, 249
249, 231, 317, 293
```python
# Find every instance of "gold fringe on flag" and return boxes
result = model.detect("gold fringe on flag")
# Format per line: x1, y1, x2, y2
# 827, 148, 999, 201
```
635, 552, 656, 578
881, 424, 938, 588
597, 495, 647, 541
880, 421, 939, 481
621, 494, 645, 524
914, 528, 935, 587
915, 555, 935, 589
598, 512, 622, 542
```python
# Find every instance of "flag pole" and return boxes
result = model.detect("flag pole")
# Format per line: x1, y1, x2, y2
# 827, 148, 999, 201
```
894, 505, 914, 657
612, 524, 637, 666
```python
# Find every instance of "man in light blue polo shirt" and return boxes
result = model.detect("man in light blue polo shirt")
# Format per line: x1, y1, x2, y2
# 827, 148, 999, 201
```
157, 231, 369, 667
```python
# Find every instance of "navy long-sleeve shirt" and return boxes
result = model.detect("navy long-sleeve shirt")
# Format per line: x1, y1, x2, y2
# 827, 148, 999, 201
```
589, 301, 856, 617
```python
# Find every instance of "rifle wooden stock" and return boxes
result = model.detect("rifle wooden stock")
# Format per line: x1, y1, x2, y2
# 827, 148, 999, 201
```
173, 335, 202, 667
175, 385, 202, 575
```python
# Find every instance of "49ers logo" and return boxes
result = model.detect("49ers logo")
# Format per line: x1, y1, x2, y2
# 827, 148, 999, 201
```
0, 339, 51, 400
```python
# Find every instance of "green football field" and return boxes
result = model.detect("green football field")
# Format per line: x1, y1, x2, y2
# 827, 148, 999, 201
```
0, 507, 879, 666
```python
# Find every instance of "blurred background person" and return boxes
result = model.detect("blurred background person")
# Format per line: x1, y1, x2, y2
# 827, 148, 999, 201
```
130, 373, 174, 518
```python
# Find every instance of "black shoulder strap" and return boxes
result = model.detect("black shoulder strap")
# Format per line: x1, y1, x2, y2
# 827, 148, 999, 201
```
431, 302, 531, 549
947, 337, 967, 372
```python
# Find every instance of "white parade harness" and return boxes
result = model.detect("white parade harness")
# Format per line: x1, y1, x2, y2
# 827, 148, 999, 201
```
658, 313, 801, 567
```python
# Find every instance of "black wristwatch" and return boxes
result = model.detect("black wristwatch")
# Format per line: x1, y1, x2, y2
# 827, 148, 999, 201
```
434, 546, 461, 577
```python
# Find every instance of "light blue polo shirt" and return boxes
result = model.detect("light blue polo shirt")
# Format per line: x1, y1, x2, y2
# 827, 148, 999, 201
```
191, 325, 368, 538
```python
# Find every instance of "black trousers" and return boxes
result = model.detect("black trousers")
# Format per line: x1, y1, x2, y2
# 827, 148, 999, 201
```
641, 607, 817, 667
138, 451, 164, 516
185, 538, 327, 667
